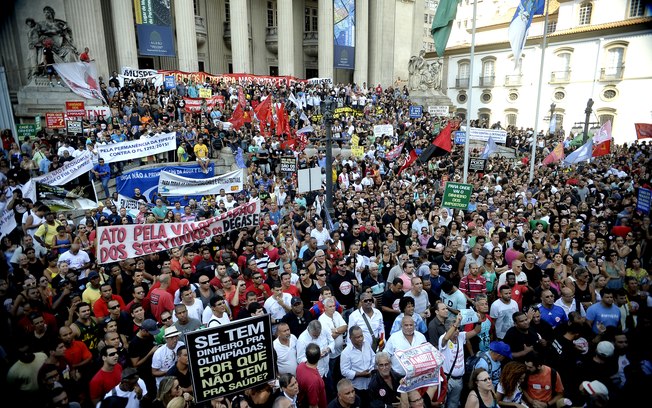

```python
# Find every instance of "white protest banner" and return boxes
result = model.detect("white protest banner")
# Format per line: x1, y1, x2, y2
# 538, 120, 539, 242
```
373, 124, 394, 139
96, 132, 177, 163
33, 152, 93, 186
307, 77, 333, 87
119, 67, 164, 88
459, 308, 480, 326
85, 106, 112, 122
158, 169, 244, 197
468, 127, 507, 143
428, 106, 450, 116
97, 201, 261, 264
0, 209, 16, 239
395, 343, 444, 392
117, 194, 146, 218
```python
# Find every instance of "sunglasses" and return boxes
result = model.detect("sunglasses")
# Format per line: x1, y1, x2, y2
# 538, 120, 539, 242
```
199, 280, 210, 284
161, 317, 172, 322
107, 352, 118, 357
109, 305, 120, 310
362, 299, 374, 303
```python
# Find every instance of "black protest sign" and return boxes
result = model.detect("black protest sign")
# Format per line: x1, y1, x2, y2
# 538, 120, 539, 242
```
280, 156, 297, 173
469, 157, 486, 172
186, 314, 275, 403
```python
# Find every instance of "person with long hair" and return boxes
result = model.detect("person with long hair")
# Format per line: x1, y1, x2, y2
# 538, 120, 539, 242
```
152, 376, 184, 408
465, 368, 499, 408
496, 361, 528, 408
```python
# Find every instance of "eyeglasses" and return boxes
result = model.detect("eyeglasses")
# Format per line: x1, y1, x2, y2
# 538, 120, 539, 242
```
109, 305, 120, 310
107, 352, 118, 357
299, 273, 307, 276
318, 274, 326, 277
253, 276, 262, 280
362, 299, 374, 303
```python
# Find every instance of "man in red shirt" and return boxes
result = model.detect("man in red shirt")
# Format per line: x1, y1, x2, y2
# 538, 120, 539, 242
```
89, 346, 123, 405
148, 267, 181, 297
149, 274, 175, 322
281, 272, 300, 297
246, 271, 272, 306
297, 343, 327, 408
79, 47, 91, 62
59, 325, 92, 372
93, 283, 126, 319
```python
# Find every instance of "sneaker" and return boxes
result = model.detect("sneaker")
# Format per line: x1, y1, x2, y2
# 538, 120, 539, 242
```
49, 81, 54, 87
57, 81, 63, 86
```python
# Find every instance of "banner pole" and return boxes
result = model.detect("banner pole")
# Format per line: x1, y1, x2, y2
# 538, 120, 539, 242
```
463, 0, 478, 184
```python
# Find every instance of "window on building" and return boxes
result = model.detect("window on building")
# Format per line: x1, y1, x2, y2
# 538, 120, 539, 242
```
579, 2, 592, 25
628, 0, 644, 17
198, 61, 205, 72
305, 7, 318, 32
481, 59, 495, 87
424, 14, 429, 24
193, 0, 200, 16
506, 113, 517, 126
599, 114, 614, 127
457, 61, 470, 87
606, 47, 624, 71
225, 0, 230, 22
547, 19, 557, 33
267, 1, 277, 27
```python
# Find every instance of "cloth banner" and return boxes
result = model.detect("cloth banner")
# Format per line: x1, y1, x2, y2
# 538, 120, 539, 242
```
33, 152, 93, 186
469, 128, 507, 143
97, 132, 176, 163
53, 62, 104, 101
117, 194, 149, 218
158, 169, 244, 196
159, 70, 305, 87
396, 343, 444, 392
116, 164, 214, 203
306, 77, 333, 87
118, 67, 164, 88
385, 142, 404, 161
184, 96, 225, 113
97, 201, 261, 263
36, 182, 98, 211
373, 124, 394, 139
0, 209, 17, 239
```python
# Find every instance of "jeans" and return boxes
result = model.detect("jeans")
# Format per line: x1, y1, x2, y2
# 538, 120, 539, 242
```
446, 377, 463, 408
100, 177, 110, 198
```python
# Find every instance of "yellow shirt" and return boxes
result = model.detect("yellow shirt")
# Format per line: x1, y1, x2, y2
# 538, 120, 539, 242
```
34, 220, 63, 247
194, 143, 208, 159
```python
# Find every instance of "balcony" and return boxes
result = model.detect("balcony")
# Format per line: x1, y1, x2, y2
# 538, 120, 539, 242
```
455, 77, 469, 88
479, 76, 495, 87
223, 21, 231, 49
550, 70, 571, 83
600, 66, 624, 81
265, 27, 278, 54
504, 74, 522, 86
195, 15, 206, 45
303, 31, 318, 58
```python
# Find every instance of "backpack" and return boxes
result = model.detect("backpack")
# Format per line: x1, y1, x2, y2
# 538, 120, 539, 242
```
464, 351, 492, 382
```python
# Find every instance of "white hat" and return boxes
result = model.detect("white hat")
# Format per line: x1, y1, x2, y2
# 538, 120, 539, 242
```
581, 380, 609, 397
596, 341, 614, 358
164, 326, 181, 339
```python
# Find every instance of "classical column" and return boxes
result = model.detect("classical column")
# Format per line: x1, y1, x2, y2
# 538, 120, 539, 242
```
174, 0, 198, 72
318, 0, 334, 79
110, 0, 139, 70
230, 0, 252, 73
64, 0, 110, 79
368, 0, 395, 87
205, 0, 226, 74
277, 0, 295, 76
354, 0, 368, 86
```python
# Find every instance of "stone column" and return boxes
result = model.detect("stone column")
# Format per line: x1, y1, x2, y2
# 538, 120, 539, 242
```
277, 0, 295, 76
230, 0, 252, 73
354, 0, 368, 86
318, 0, 334, 79
110, 0, 139, 70
205, 0, 226, 74
64, 0, 110, 79
174, 0, 198, 72
368, 0, 395, 87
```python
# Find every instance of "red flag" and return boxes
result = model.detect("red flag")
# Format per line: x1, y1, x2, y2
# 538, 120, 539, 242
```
237, 86, 246, 108
635, 123, 652, 139
592, 140, 611, 157
432, 122, 453, 154
276, 103, 291, 136
255, 96, 273, 124
397, 149, 418, 176
542, 142, 564, 165
228, 104, 245, 130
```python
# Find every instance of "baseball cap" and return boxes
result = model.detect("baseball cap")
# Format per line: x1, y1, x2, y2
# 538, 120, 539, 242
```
581, 380, 609, 396
88, 271, 100, 280
164, 326, 181, 339
596, 341, 614, 358
121, 367, 139, 381
291, 297, 303, 306
141, 319, 160, 336
489, 341, 512, 359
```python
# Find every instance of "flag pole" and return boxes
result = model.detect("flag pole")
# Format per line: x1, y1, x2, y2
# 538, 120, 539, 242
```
463, 0, 478, 184
528, 0, 551, 182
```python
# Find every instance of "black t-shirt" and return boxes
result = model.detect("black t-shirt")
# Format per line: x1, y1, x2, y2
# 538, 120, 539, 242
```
433, 255, 459, 281
281, 309, 313, 338
381, 289, 404, 333
328, 272, 357, 309
503, 327, 540, 359
128, 335, 155, 379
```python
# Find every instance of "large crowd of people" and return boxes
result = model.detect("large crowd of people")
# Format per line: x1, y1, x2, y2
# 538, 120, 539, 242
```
0, 70, 651, 408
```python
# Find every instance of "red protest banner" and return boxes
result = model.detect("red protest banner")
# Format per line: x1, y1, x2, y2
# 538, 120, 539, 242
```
635, 123, 652, 139
65, 101, 86, 117
45, 112, 66, 129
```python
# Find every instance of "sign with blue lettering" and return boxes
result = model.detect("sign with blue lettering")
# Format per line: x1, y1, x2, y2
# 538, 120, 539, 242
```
637, 187, 651, 214
454, 131, 466, 145
164, 75, 176, 90
409, 105, 423, 118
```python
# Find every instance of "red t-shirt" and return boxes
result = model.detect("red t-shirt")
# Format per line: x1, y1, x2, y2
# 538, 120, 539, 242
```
297, 362, 327, 408
149, 288, 174, 322
511, 283, 529, 310
64, 340, 92, 367
89, 364, 122, 402
93, 295, 126, 319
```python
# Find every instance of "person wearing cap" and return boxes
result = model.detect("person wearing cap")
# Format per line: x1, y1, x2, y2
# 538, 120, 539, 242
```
152, 325, 184, 386
522, 352, 564, 408
473, 341, 512, 387
579, 380, 609, 405
128, 318, 160, 392
281, 296, 314, 337
101, 367, 147, 408
81, 271, 103, 307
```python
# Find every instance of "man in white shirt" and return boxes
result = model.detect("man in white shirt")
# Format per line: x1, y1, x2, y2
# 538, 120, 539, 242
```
554, 286, 586, 317
102, 367, 147, 408
490, 285, 520, 340
152, 326, 185, 386
384, 316, 427, 376
340, 325, 375, 396
296, 320, 335, 378
310, 219, 331, 249
175, 286, 203, 322
348, 293, 385, 350
264, 282, 293, 335
273, 323, 298, 375
439, 314, 480, 408
202, 295, 231, 327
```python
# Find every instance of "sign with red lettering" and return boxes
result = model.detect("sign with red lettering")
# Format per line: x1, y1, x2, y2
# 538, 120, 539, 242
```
65, 101, 86, 117
46, 112, 66, 129
96, 201, 261, 264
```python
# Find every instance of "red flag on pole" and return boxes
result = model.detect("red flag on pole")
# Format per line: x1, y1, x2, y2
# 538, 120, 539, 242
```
228, 104, 245, 130
542, 142, 564, 165
635, 123, 652, 139
592, 140, 611, 158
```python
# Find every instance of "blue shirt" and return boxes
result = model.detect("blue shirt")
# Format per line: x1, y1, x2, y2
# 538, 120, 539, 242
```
93, 163, 111, 180
538, 304, 568, 329
586, 302, 621, 334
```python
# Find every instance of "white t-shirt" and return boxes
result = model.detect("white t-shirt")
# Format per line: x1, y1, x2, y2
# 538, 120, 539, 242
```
273, 335, 298, 375
318, 311, 347, 357
438, 332, 467, 378
490, 299, 519, 339
58, 250, 90, 270
100, 379, 148, 408
152, 341, 185, 386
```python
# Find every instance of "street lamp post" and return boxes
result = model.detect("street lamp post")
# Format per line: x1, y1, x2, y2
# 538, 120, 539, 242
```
582, 98, 594, 143
321, 96, 335, 215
